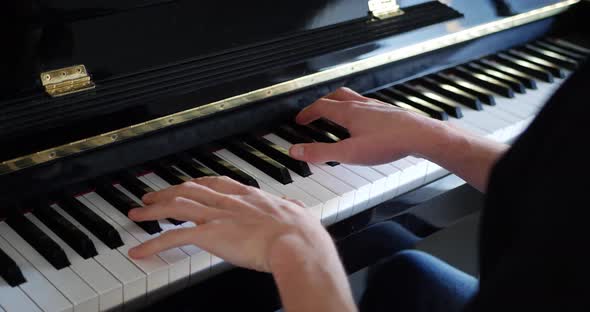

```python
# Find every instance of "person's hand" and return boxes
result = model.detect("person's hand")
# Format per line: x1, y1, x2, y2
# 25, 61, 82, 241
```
289, 87, 452, 165
127, 176, 336, 273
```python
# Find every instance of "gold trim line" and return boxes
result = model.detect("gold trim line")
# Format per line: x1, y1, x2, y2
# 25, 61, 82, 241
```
0, 0, 579, 175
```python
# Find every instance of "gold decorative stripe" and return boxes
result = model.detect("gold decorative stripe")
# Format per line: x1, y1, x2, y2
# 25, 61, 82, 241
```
0, 0, 579, 175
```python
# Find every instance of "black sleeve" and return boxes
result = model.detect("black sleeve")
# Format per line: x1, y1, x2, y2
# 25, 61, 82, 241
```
465, 62, 590, 311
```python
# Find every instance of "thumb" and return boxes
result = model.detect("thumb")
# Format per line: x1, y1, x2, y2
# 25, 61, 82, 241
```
289, 140, 357, 164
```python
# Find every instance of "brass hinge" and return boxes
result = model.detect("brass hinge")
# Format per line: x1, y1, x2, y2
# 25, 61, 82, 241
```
368, 0, 404, 20
40, 65, 95, 97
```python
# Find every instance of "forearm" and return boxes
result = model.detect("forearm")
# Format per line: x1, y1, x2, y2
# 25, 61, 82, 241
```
270, 234, 357, 312
417, 123, 509, 192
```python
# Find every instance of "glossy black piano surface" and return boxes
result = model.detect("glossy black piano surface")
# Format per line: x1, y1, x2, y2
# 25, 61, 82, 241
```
0, 0, 589, 311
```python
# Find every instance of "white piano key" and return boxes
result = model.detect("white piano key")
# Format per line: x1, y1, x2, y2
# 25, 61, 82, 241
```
0, 239, 45, 312
131, 173, 215, 277
312, 163, 372, 219
405, 156, 429, 184
264, 133, 356, 224
452, 104, 510, 140
424, 161, 449, 183
0, 277, 42, 312
264, 132, 374, 214
25, 214, 123, 312
389, 158, 424, 195
106, 185, 191, 286
115, 182, 190, 286
78, 194, 170, 295
214, 149, 324, 218
340, 164, 388, 207
178, 222, 215, 280
0, 223, 99, 312
50, 203, 147, 305
446, 116, 491, 138
370, 163, 402, 200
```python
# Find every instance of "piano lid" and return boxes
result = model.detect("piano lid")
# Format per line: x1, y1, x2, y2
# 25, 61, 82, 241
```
0, 0, 579, 176
3, 0, 367, 99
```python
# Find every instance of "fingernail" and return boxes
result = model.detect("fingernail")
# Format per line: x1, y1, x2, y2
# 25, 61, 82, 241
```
129, 247, 145, 259
128, 247, 139, 259
290, 145, 304, 158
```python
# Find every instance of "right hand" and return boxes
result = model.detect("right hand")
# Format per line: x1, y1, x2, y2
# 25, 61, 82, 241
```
289, 87, 452, 165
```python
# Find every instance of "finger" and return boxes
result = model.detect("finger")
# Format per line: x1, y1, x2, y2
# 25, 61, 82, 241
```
128, 227, 197, 259
289, 139, 358, 163
142, 181, 227, 206
295, 98, 353, 126
128, 197, 228, 224
283, 197, 306, 208
191, 176, 252, 195
323, 87, 368, 102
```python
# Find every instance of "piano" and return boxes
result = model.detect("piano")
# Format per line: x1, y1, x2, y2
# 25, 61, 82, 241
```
1, 0, 588, 311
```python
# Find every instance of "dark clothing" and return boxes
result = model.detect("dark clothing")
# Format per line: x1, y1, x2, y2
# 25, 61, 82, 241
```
465, 60, 590, 311
354, 62, 590, 311
360, 249, 478, 312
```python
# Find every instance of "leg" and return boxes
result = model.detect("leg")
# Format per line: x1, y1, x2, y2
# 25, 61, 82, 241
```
336, 221, 420, 274
360, 250, 478, 312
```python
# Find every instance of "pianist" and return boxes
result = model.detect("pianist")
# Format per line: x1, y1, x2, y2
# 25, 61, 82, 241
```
127, 62, 589, 311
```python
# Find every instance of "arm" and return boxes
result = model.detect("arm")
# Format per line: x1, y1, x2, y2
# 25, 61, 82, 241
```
289, 87, 509, 192
418, 124, 508, 192
270, 234, 357, 312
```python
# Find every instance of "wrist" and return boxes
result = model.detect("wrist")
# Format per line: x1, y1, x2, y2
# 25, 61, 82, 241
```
268, 229, 336, 273
413, 120, 467, 163
268, 232, 357, 312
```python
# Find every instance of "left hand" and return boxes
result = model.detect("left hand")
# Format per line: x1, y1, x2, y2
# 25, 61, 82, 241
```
127, 176, 335, 273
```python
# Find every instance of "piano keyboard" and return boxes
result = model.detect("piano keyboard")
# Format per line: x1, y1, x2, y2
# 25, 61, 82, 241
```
1, 37, 587, 312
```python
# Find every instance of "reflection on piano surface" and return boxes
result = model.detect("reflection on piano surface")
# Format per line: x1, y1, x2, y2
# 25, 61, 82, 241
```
0, 0, 589, 311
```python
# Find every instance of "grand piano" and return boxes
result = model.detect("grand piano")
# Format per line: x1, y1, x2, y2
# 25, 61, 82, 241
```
1, 0, 588, 311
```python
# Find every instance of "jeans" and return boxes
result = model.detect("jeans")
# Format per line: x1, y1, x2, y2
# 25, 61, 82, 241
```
336, 221, 478, 312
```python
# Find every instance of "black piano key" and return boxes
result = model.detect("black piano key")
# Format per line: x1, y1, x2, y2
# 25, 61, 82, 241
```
290, 123, 344, 165
292, 123, 340, 144
113, 172, 185, 225
94, 182, 162, 235
273, 125, 315, 145
380, 88, 448, 120
506, 49, 566, 78
491, 54, 554, 83
148, 161, 187, 186
431, 73, 496, 105
57, 196, 124, 249
394, 84, 463, 118
192, 151, 260, 188
533, 41, 587, 61
542, 38, 590, 56
6, 214, 71, 270
476, 59, 538, 89
414, 78, 483, 110
370, 92, 432, 117
310, 118, 351, 140
465, 62, 526, 93
226, 141, 293, 184
273, 125, 340, 167
174, 153, 218, 179
115, 171, 155, 200
447, 67, 514, 98
32, 204, 98, 259
243, 136, 312, 177
0, 247, 26, 287
520, 45, 578, 70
